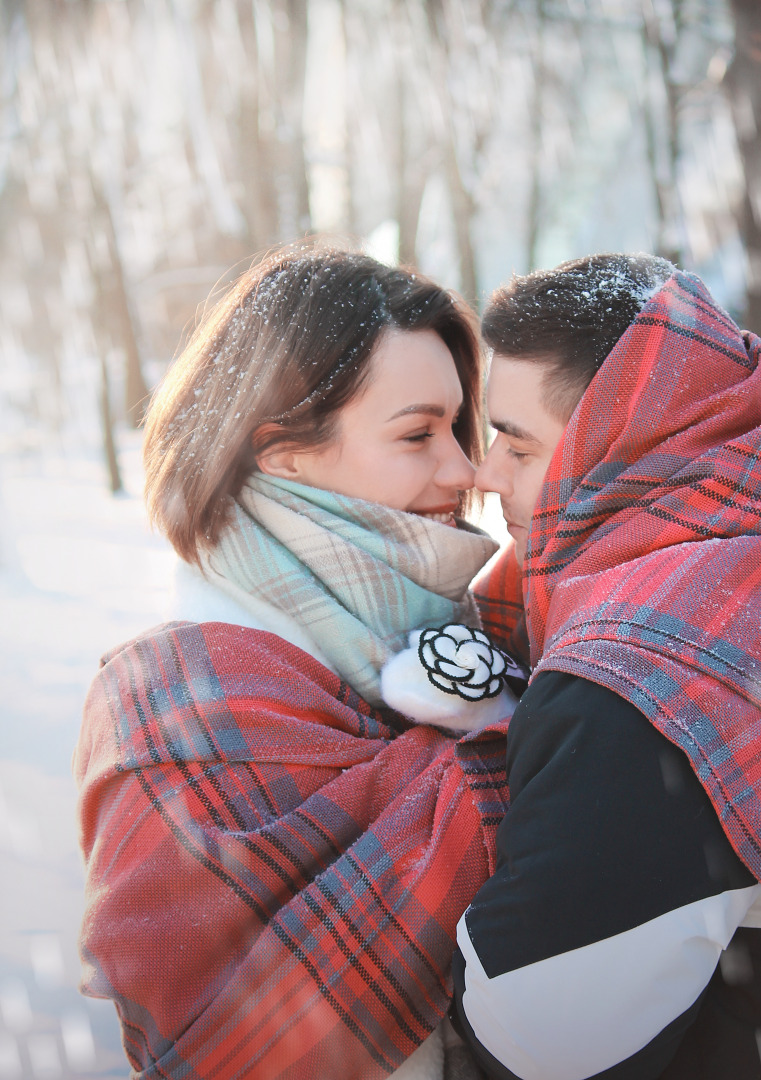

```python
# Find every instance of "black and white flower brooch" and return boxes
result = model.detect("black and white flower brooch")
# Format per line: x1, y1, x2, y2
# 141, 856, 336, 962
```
380, 623, 526, 732
418, 623, 525, 701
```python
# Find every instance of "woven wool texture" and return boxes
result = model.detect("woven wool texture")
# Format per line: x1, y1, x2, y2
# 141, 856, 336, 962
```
477, 270, 761, 876
75, 623, 509, 1078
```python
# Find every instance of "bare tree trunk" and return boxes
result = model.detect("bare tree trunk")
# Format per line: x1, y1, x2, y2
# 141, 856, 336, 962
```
13, 0, 67, 435
641, 0, 684, 266
525, 0, 547, 273
272, 0, 312, 239
99, 353, 123, 495
88, 171, 125, 491
725, 0, 761, 334
424, 0, 478, 301
338, 0, 360, 237
91, 176, 150, 427
169, 0, 247, 238
392, 5, 427, 267
394, 81, 416, 266
443, 138, 477, 301
236, 0, 279, 250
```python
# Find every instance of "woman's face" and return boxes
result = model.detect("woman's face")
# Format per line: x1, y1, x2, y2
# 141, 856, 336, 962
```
261, 329, 476, 522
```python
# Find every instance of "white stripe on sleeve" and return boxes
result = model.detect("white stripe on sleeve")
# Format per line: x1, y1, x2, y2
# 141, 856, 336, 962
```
457, 883, 761, 1080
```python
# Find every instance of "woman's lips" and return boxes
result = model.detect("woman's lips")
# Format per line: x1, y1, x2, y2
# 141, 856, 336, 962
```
414, 507, 458, 525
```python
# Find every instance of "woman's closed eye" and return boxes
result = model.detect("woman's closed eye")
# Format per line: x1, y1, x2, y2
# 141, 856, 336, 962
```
404, 430, 435, 443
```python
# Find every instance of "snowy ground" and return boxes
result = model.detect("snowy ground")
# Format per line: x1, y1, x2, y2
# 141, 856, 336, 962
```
0, 432, 507, 1079
0, 432, 173, 1079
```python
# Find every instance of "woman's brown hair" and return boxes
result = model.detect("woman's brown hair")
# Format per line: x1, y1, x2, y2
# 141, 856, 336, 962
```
143, 240, 484, 563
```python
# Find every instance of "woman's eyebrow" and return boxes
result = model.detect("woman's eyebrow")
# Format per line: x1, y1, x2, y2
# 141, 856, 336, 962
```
386, 404, 446, 421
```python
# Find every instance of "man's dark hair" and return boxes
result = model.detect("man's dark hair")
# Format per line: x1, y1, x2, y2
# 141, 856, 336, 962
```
482, 252, 676, 421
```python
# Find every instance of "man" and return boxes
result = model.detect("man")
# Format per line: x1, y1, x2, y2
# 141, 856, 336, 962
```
451, 254, 761, 1079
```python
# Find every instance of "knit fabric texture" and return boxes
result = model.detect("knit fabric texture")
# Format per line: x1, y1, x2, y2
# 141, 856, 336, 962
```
476, 270, 761, 875
201, 474, 499, 706
75, 622, 509, 1078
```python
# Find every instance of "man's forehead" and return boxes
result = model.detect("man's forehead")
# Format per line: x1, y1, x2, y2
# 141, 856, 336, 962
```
486, 355, 549, 410
486, 354, 567, 444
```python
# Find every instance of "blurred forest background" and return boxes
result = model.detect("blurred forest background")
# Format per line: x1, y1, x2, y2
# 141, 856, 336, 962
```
2, 0, 761, 492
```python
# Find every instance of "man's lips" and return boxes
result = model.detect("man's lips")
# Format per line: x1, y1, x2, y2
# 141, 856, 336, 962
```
500, 504, 526, 531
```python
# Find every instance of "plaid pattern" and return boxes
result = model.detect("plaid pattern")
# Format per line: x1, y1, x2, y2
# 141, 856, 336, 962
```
203, 474, 498, 706
476, 270, 761, 875
75, 621, 508, 1078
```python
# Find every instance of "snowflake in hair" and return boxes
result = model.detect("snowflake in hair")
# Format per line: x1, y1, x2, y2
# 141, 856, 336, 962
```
417, 624, 524, 701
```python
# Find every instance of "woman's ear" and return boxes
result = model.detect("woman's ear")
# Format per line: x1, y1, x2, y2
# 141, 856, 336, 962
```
257, 446, 302, 479
254, 424, 302, 479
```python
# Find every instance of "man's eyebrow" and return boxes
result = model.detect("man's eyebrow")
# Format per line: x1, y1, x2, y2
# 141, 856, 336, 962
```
386, 404, 446, 421
490, 418, 541, 443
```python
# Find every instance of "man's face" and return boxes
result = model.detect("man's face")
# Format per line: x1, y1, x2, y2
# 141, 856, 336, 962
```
475, 356, 568, 565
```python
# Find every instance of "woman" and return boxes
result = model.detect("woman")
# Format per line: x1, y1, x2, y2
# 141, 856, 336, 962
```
75, 242, 518, 1080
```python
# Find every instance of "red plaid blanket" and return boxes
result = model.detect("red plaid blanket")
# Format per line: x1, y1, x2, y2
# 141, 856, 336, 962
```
477, 270, 761, 876
75, 622, 508, 1078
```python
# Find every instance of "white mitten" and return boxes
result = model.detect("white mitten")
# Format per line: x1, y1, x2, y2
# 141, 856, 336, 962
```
380, 624, 524, 733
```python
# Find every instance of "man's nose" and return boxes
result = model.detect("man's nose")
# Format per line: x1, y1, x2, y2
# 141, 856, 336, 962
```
475, 445, 510, 496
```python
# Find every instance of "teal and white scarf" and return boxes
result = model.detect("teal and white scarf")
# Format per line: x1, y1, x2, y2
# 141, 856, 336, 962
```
200, 474, 499, 706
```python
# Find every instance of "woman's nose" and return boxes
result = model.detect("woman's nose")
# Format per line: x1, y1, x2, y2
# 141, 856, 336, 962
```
439, 436, 476, 490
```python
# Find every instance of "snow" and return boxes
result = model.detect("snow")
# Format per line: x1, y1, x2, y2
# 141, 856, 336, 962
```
0, 431, 173, 1078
